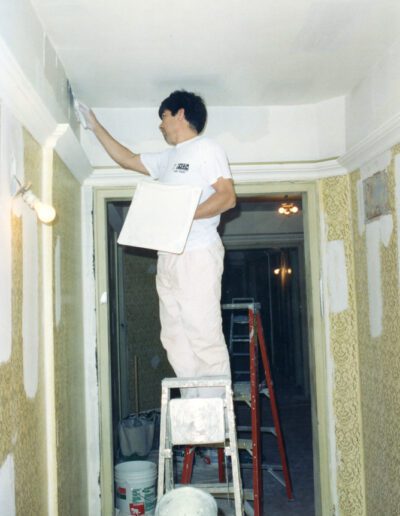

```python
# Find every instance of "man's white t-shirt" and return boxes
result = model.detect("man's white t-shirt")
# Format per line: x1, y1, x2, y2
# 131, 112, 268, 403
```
140, 136, 232, 251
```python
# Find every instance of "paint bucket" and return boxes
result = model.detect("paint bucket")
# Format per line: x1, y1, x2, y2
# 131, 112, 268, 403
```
155, 486, 218, 515
115, 461, 157, 515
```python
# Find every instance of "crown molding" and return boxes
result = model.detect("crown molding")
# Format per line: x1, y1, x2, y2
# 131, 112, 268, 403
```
230, 159, 347, 182
0, 38, 57, 145
86, 158, 347, 188
339, 112, 400, 172
0, 37, 91, 183
84, 168, 144, 187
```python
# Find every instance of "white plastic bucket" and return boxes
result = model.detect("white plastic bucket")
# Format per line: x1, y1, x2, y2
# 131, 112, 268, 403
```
115, 461, 157, 515
155, 486, 218, 515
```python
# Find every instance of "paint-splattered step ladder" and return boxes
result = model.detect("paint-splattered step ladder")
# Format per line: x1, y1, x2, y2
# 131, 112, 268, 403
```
157, 376, 246, 515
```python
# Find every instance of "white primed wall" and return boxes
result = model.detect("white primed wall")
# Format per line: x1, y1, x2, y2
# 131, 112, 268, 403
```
0, 0, 75, 129
81, 96, 345, 166
346, 38, 400, 149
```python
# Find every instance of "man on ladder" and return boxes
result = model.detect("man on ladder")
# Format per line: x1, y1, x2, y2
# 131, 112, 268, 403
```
76, 90, 236, 397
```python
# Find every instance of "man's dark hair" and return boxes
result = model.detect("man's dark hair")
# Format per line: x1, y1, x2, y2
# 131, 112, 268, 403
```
158, 90, 207, 134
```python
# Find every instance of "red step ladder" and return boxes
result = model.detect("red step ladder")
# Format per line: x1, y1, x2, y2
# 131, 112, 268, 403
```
181, 302, 293, 515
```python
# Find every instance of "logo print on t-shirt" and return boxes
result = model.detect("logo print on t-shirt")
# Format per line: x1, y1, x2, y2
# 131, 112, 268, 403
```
173, 163, 190, 173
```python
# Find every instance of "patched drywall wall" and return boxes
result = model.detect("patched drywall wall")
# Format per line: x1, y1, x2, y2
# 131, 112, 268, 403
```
80, 97, 345, 166
52, 152, 87, 516
350, 147, 400, 515
321, 174, 365, 515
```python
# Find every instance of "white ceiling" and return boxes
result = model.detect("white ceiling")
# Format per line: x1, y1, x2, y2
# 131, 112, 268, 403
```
31, 0, 400, 108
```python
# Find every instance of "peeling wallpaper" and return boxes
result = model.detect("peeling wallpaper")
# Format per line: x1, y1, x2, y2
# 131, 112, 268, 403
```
321, 175, 365, 516
0, 127, 87, 516
1, 120, 400, 516
52, 152, 87, 516
321, 144, 400, 516
350, 148, 400, 516
0, 130, 48, 516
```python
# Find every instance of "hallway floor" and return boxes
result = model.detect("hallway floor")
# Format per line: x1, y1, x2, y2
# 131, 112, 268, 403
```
115, 383, 314, 515
187, 390, 315, 515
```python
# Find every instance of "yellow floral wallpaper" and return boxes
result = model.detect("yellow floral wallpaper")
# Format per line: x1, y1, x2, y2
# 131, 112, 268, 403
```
0, 130, 48, 515
321, 145, 400, 516
52, 152, 87, 516
321, 174, 365, 516
350, 147, 400, 516
0, 128, 87, 516
2, 124, 400, 516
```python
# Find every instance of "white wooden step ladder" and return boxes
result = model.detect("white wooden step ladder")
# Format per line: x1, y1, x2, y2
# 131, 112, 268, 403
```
157, 376, 245, 515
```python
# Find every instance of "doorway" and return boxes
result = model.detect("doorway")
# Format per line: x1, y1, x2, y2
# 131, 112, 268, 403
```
220, 196, 313, 514
94, 181, 331, 515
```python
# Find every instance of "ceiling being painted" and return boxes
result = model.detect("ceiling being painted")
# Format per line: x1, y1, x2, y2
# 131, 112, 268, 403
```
30, 0, 400, 108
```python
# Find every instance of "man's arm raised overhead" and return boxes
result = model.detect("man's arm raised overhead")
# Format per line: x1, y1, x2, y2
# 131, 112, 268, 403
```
76, 102, 149, 175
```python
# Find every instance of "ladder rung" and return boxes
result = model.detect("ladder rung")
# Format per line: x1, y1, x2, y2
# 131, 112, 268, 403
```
175, 482, 235, 495
237, 438, 253, 455
237, 425, 277, 436
233, 382, 270, 401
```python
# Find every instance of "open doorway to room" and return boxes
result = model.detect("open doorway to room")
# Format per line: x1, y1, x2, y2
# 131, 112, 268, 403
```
94, 182, 329, 515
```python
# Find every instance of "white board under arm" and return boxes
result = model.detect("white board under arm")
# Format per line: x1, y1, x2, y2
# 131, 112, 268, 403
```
117, 180, 202, 254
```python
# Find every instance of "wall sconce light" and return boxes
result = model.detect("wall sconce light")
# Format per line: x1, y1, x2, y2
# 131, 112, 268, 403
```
273, 267, 292, 276
278, 196, 299, 216
14, 177, 56, 224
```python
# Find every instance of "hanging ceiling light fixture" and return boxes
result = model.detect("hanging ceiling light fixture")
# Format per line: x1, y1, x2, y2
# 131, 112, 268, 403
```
13, 176, 56, 224
278, 196, 299, 216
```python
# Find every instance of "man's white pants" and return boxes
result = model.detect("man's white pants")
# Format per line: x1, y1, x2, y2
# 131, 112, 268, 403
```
156, 239, 231, 397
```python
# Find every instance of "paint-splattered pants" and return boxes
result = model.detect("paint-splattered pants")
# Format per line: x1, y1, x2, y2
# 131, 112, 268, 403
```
156, 238, 231, 397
